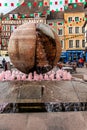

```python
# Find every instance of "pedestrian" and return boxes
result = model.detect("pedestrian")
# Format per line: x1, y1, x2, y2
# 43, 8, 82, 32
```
78, 58, 83, 68
4, 62, 7, 71
2, 58, 6, 69
72, 62, 77, 73
81, 58, 84, 67
85, 62, 87, 68
7, 61, 11, 70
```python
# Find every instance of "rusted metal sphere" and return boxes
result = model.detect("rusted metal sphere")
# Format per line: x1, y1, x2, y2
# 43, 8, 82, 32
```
8, 23, 62, 74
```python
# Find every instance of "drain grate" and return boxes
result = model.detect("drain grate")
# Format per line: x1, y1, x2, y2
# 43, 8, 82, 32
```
0, 102, 87, 113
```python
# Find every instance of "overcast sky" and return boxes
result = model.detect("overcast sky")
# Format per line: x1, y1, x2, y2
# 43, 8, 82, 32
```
0, 0, 85, 14
0, 0, 18, 14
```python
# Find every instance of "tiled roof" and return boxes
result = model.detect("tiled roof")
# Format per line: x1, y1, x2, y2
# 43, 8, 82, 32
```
84, 2, 87, 8
47, 11, 64, 20
4, 0, 49, 18
65, 3, 85, 13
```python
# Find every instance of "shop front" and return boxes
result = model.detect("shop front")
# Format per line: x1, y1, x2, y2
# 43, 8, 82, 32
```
60, 51, 67, 63
66, 50, 85, 62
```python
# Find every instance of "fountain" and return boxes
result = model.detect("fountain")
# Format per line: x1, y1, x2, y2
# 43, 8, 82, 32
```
0, 23, 74, 113
0, 23, 87, 130
1, 22, 75, 113
8, 22, 62, 98
8, 22, 62, 74
0, 22, 63, 112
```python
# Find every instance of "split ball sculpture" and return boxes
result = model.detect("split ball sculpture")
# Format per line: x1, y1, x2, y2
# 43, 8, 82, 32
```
8, 23, 62, 74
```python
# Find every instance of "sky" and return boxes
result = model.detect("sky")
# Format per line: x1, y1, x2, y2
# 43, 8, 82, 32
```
0, 0, 18, 14
0, 0, 65, 14
0, 0, 85, 14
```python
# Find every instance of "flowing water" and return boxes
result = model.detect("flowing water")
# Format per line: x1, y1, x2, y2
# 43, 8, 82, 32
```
0, 102, 87, 113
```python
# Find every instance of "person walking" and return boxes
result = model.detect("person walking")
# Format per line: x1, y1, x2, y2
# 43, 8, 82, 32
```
7, 61, 11, 70
78, 58, 84, 68
2, 58, 6, 69
4, 62, 7, 71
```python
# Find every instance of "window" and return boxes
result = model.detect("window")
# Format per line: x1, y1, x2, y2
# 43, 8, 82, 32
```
69, 27, 73, 34
9, 14, 13, 19
82, 40, 85, 48
2, 25, 6, 31
75, 17, 79, 21
82, 27, 85, 33
58, 29, 63, 35
6, 25, 10, 31
13, 14, 18, 19
9, 14, 18, 19
48, 22, 53, 26
11, 25, 17, 33
75, 27, 79, 33
2, 39, 7, 47
60, 40, 64, 48
58, 22, 63, 25
68, 17, 72, 22
76, 40, 80, 48
69, 40, 73, 48
34, 13, 39, 18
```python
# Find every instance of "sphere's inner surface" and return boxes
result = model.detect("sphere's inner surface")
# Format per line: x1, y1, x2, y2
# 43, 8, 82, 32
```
35, 29, 56, 73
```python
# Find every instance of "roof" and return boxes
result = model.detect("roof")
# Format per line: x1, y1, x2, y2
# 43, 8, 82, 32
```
4, 0, 49, 18
47, 11, 64, 20
84, 2, 87, 9
65, 3, 85, 13
47, 2, 84, 20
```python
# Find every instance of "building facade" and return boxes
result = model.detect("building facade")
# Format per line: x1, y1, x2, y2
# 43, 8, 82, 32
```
0, 0, 49, 55
0, 1, 87, 63
64, 3, 85, 62
47, 11, 65, 50
83, 2, 87, 62
47, 12, 67, 62
46, 3, 86, 62
1, 17, 46, 50
83, 20, 87, 62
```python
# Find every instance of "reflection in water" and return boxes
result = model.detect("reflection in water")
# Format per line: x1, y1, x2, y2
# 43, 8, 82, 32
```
0, 102, 87, 113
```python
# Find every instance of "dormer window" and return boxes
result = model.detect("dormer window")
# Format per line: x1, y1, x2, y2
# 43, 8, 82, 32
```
14, 14, 18, 19
9, 14, 18, 19
34, 13, 39, 18
58, 22, 63, 25
48, 22, 53, 26
9, 14, 13, 19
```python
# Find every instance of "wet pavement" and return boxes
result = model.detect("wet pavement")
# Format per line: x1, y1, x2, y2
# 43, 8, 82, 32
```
0, 67, 87, 129
0, 80, 85, 103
